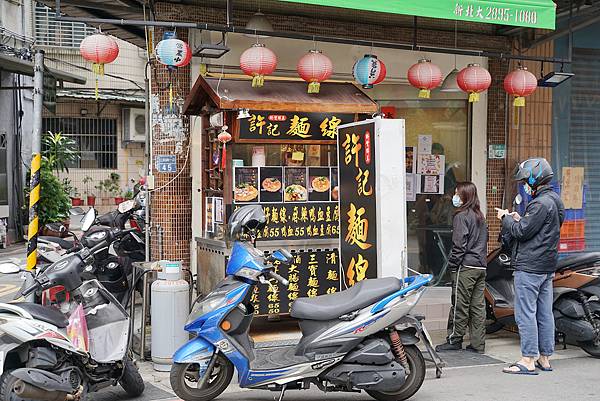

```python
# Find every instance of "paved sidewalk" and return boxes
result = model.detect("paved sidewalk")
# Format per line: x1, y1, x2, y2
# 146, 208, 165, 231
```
132, 328, 593, 401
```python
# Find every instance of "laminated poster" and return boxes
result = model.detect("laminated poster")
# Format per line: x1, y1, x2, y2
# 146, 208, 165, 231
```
417, 154, 445, 175
420, 175, 444, 194
418, 134, 432, 155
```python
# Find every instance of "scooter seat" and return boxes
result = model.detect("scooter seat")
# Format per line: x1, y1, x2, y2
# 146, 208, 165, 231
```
556, 252, 600, 272
39, 236, 75, 250
12, 303, 68, 328
290, 278, 403, 321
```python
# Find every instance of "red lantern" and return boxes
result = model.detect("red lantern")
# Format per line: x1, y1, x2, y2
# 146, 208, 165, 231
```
457, 63, 492, 103
80, 33, 119, 99
407, 59, 443, 99
297, 50, 333, 94
240, 43, 277, 88
504, 66, 537, 107
218, 127, 232, 170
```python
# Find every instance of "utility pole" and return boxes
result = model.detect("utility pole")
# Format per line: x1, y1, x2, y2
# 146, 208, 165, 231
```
26, 49, 44, 272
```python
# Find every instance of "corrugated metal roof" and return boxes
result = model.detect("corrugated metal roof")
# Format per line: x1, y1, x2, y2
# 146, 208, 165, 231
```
56, 89, 144, 103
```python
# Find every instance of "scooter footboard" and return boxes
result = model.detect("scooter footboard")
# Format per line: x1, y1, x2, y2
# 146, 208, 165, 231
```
173, 336, 216, 364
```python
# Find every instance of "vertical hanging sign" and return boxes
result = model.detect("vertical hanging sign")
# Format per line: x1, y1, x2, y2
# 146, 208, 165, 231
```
338, 121, 378, 286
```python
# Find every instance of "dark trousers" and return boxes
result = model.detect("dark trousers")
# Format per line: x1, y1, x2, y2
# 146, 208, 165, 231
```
446, 266, 486, 350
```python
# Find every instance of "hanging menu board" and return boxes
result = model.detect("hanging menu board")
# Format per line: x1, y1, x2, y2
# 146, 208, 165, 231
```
234, 202, 340, 241
338, 122, 378, 286
250, 249, 341, 315
238, 111, 356, 143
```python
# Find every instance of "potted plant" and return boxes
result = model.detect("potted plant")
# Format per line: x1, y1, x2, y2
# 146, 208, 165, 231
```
64, 178, 83, 206
24, 131, 79, 236
101, 173, 122, 205
82, 175, 96, 206
123, 188, 134, 201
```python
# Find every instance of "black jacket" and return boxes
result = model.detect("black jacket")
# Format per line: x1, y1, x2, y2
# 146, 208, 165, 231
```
502, 185, 565, 274
448, 209, 488, 269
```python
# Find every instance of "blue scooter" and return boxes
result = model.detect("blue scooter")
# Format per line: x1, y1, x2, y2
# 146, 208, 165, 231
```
170, 205, 439, 401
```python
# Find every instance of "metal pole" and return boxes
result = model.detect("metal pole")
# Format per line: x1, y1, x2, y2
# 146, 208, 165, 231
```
54, 14, 573, 65
144, 70, 151, 263
26, 50, 44, 273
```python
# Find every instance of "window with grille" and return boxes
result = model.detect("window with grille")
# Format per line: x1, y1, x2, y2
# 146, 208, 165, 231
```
34, 3, 96, 48
42, 118, 118, 169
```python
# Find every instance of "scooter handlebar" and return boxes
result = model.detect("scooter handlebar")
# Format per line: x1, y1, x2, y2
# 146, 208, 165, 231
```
267, 270, 289, 287
21, 281, 39, 297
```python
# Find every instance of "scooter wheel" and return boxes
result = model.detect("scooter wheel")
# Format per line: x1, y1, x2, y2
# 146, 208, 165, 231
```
366, 345, 426, 401
119, 359, 145, 397
0, 372, 26, 401
170, 355, 234, 401
578, 317, 600, 358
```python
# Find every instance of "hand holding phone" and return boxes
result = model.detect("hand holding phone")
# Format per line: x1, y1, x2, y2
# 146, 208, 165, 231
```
495, 207, 509, 220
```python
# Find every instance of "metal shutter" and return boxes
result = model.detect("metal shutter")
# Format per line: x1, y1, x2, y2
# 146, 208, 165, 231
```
569, 48, 600, 250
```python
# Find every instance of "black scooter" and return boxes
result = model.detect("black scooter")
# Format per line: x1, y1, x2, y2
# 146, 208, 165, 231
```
485, 197, 600, 357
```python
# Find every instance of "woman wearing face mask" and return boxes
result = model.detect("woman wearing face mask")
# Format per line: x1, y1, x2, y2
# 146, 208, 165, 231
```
436, 182, 489, 353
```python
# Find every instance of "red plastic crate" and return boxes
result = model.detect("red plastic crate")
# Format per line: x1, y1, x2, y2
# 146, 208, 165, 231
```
558, 238, 586, 253
560, 220, 585, 239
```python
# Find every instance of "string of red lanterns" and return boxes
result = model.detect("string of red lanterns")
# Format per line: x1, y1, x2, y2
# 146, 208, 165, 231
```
78, 32, 542, 105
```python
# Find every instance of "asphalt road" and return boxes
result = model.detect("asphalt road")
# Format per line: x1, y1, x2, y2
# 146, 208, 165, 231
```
213, 356, 600, 401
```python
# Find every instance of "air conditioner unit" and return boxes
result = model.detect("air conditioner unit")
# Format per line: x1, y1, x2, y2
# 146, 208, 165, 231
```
123, 108, 146, 143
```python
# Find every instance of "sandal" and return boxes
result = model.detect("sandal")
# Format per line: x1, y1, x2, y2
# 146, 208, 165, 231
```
502, 363, 539, 375
535, 361, 553, 372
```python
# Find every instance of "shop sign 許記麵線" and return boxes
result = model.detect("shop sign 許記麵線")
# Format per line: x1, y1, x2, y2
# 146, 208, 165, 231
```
338, 122, 378, 287
237, 111, 356, 143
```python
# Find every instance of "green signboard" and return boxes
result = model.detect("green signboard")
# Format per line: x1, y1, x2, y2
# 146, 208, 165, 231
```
279, 0, 556, 29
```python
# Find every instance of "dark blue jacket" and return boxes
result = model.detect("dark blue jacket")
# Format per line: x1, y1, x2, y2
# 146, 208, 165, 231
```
502, 185, 565, 274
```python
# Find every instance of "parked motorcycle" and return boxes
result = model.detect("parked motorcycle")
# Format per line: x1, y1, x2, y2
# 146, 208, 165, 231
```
0, 231, 145, 400
170, 205, 438, 401
24, 202, 145, 307
485, 196, 600, 358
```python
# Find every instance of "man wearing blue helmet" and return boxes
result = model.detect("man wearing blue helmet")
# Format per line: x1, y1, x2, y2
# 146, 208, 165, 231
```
497, 158, 564, 375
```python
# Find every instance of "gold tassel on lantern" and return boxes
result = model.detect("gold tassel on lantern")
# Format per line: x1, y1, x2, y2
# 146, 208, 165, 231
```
92, 63, 104, 76
418, 89, 431, 99
308, 82, 321, 94
92, 63, 104, 101
514, 96, 526, 107
169, 83, 173, 110
252, 75, 265, 88
469, 92, 480, 103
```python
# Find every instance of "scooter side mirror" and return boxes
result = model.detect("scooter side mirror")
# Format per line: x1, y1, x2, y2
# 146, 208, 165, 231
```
0, 262, 21, 274
81, 208, 97, 232
118, 199, 136, 214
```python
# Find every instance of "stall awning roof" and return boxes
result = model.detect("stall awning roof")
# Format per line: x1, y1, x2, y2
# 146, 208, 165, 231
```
184, 76, 378, 115
279, 0, 557, 29
0, 53, 86, 85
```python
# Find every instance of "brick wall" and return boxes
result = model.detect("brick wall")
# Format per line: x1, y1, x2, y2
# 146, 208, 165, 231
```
150, 4, 193, 267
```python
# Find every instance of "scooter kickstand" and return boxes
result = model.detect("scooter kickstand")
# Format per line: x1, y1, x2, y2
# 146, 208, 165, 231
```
276, 384, 287, 401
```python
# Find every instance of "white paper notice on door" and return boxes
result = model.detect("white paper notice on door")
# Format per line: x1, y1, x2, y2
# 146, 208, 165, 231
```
406, 174, 416, 201
417, 154, 445, 175
418, 134, 432, 155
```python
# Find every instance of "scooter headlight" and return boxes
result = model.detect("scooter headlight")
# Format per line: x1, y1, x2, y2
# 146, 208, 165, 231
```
185, 296, 227, 328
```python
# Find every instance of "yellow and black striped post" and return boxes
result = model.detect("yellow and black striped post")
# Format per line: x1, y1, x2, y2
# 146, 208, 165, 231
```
26, 153, 41, 271
27, 49, 45, 272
